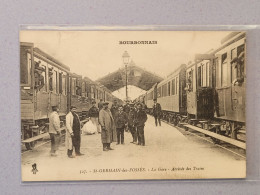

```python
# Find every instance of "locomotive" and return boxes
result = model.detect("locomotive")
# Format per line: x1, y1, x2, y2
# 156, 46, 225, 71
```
139, 32, 246, 141
20, 42, 121, 149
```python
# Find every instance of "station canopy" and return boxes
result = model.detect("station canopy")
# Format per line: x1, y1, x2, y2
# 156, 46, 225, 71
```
96, 61, 163, 92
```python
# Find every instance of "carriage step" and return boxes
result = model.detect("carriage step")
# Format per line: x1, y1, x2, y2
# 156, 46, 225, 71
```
179, 123, 188, 125
238, 130, 246, 134
22, 127, 66, 143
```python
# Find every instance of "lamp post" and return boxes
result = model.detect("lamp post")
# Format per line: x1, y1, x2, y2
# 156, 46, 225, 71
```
122, 51, 130, 101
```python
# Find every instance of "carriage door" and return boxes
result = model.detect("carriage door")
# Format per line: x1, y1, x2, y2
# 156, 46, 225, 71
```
49, 67, 59, 109
59, 71, 67, 116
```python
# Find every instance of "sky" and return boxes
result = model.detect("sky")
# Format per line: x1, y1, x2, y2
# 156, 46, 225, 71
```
20, 30, 231, 99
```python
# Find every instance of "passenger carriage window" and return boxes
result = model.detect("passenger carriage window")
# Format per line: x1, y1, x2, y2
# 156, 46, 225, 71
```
36, 62, 47, 92
49, 69, 57, 93
62, 74, 66, 95
53, 70, 58, 93
198, 66, 202, 87
20, 49, 32, 85
86, 84, 89, 98
71, 78, 76, 95
176, 77, 178, 95
221, 53, 228, 87
206, 62, 209, 87
49, 68, 53, 91
59, 73, 62, 94
231, 48, 237, 82
236, 44, 245, 83
201, 63, 208, 87
93, 87, 96, 98
162, 84, 167, 97
186, 70, 193, 92
168, 82, 171, 96
157, 86, 162, 98
172, 79, 175, 95
201, 64, 204, 86
82, 82, 85, 95
75, 79, 81, 96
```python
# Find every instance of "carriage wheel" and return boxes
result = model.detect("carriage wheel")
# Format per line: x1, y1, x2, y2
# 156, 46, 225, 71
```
24, 129, 38, 150
25, 141, 36, 150
211, 127, 220, 144
230, 122, 238, 140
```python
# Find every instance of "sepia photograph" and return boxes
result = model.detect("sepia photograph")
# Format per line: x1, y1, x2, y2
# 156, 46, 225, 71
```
20, 30, 246, 181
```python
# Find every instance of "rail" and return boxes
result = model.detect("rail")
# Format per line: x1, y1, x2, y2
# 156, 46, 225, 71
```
184, 124, 246, 149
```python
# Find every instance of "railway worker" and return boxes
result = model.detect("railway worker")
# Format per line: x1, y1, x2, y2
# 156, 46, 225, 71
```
123, 100, 131, 132
99, 102, 117, 151
128, 103, 137, 144
123, 100, 131, 115
110, 99, 119, 118
88, 101, 101, 133
140, 99, 148, 112
48, 106, 61, 156
98, 99, 104, 111
135, 103, 148, 146
66, 106, 84, 158
114, 105, 128, 145
152, 99, 162, 127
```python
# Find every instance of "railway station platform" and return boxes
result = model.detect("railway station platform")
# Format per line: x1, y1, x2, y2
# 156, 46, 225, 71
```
21, 116, 246, 181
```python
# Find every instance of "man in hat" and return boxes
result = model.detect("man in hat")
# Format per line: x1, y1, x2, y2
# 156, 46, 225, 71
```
123, 100, 131, 116
66, 106, 84, 158
98, 99, 104, 111
114, 105, 128, 145
48, 106, 60, 156
128, 103, 137, 144
135, 103, 147, 146
99, 102, 117, 151
123, 100, 131, 132
88, 100, 101, 133
110, 99, 119, 118
152, 99, 162, 127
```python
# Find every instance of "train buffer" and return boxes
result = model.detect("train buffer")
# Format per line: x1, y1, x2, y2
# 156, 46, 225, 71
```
183, 124, 246, 149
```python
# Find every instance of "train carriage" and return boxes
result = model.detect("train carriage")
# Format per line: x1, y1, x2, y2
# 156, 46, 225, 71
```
20, 42, 70, 149
185, 32, 246, 139
69, 73, 86, 119
156, 64, 187, 115
214, 32, 246, 138
186, 57, 214, 120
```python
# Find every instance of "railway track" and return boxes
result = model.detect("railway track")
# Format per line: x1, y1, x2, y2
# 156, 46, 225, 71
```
161, 119, 246, 159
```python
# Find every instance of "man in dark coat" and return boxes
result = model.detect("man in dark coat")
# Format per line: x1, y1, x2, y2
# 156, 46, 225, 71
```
114, 105, 128, 145
152, 99, 162, 126
66, 106, 84, 158
123, 100, 131, 132
135, 103, 148, 146
99, 102, 117, 151
128, 104, 137, 144
123, 100, 131, 115
110, 99, 119, 118
98, 99, 103, 111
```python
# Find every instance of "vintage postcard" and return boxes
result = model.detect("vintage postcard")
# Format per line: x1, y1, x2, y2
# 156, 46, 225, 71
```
20, 30, 246, 181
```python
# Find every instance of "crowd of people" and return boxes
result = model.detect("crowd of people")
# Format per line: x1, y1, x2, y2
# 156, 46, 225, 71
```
48, 98, 153, 158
